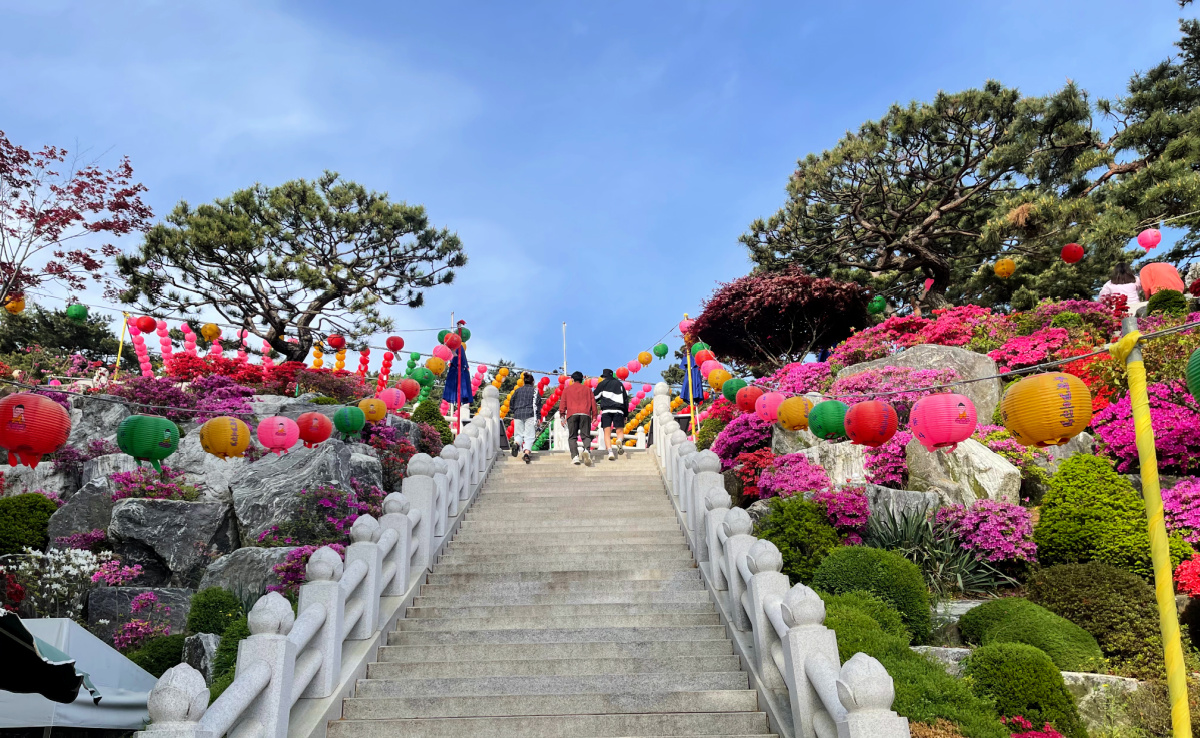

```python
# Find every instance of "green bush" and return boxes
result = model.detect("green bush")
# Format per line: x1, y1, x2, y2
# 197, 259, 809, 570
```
411, 401, 453, 445
1034, 454, 1191, 578
127, 634, 186, 678
812, 545, 931, 644
821, 590, 909, 640
825, 602, 1005, 738
695, 417, 728, 451
1049, 312, 1085, 329
0, 493, 59, 555
210, 616, 250, 699
965, 642, 1087, 738
957, 597, 1102, 672
1148, 288, 1188, 317
1028, 562, 1179, 679
186, 588, 244, 637
754, 497, 842, 585
308, 396, 340, 405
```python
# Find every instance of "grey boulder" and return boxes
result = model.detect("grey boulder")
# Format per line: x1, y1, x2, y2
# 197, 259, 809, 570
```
863, 484, 940, 519
772, 428, 868, 486
81, 453, 142, 487
108, 499, 240, 587
905, 437, 1021, 506
4, 463, 79, 500
198, 546, 296, 601
183, 633, 222, 684
838, 344, 1003, 423
87, 586, 193, 645
67, 394, 130, 448
46, 464, 137, 544
228, 439, 357, 539
169, 433, 246, 503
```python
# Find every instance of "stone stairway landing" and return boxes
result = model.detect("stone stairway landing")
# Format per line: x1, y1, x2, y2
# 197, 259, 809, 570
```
328, 451, 775, 738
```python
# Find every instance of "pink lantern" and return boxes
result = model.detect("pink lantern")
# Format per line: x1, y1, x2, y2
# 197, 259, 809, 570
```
588, 377, 598, 388
679, 319, 694, 334
623, 381, 632, 391
257, 416, 300, 456
477, 365, 488, 374
377, 388, 404, 411
700, 359, 721, 377
48, 379, 61, 386
626, 359, 641, 374
642, 384, 652, 393
432, 344, 452, 361
909, 393, 977, 453
755, 392, 785, 423
1138, 228, 1162, 251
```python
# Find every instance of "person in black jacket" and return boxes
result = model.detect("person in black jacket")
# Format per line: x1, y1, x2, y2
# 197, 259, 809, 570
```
509, 372, 541, 464
593, 368, 629, 461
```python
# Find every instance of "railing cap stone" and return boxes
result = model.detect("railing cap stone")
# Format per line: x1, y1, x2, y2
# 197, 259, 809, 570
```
351, 514, 381, 543
722, 507, 752, 537
781, 583, 825, 628
746, 539, 784, 574
306, 545, 345, 581
837, 653, 896, 712
146, 663, 209, 724
695, 450, 721, 473
248, 591, 295, 636
382, 492, 410, 515
408, 453, 436, 477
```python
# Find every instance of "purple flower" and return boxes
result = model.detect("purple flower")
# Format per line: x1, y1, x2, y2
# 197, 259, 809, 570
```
935, 500, 1036, 563
711, 413, 774, 470
758, 453, 831, 498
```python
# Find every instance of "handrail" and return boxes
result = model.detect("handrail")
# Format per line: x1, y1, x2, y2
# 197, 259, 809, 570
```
135, 385, 505, 738
647, 383, 911, 738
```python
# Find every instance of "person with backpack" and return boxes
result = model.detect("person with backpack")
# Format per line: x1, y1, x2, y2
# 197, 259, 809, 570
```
594, 368, 630, 461
509, 372, 542, 464
559, 371, 598, 466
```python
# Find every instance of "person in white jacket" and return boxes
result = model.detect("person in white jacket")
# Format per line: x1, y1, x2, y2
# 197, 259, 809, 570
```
1098, 262, 1142, 312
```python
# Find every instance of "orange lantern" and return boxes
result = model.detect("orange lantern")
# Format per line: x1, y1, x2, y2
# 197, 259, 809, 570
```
994, 258, 1015, 279
0, 393, 70, 467
200, 323, 221, 342
199, 416, 251, 460
1001, 372, 1092, 447
359, 398, 388, 423
638, 351, 653, 366
708, 369, 732, 391
776, 396, 814, 431
426, 357, 446, 375
844, 400, 899, 447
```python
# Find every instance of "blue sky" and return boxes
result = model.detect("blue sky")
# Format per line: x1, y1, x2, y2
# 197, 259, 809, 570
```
0, 0, 1191, 377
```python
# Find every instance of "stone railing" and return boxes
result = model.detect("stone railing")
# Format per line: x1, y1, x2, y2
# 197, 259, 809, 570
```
134, 387, 503, 738
649, 383, 910, 738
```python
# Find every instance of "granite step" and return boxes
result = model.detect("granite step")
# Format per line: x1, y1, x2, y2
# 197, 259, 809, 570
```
395, 612, 721, 632
341, 689, 760, 719
412, 590, 713, 607
352, 671, 750, 698
377, 639, 734, 663
388, 625, 728, 646
367, 654, 742, 678
328, 713, 772, 738
406, 602, 715, 619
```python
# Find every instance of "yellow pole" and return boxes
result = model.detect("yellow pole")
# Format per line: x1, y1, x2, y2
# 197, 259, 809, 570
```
683, 313, 698, 440
1118, 317, 1192, 738
112, 313, 130, 383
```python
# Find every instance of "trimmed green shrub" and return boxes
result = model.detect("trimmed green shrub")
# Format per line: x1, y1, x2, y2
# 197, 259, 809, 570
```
754, 497, 842, 585
812, 545, 931, 643
1148, 288, 1188, 316
411, 401, 452, 445
186, 588, 244, 637
957, 597, 1102, 672
1035, 454, 1191, 578
0, 493, 58, 555
1049, 312, 1085, 329
210, 616, 250, 699
308, 396, 340, 405
964, 642, 1087, 738
695, 416, 728, 451
1028, 562, 1180, 679
127, 634, 186, 678
825, 603, 1006, 738
821, 590, 909, 640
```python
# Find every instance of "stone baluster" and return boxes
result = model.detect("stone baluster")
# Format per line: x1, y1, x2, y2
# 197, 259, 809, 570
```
665, 427, 685, 487
432, 457, 450, 537
344, 516, 383, 640
833, 654, 910, 737
401, 454, 437, 575
634, 425, 646, 449
721, 508, 755, 632
704, 489, 732, 588
690, 451, 723, 561
439, 445, 463, 514
744, 540, 790, 691
453, 433, 473, 497
779, 584, 843, 738
675, 442, 697, 525
234, 593, 297, 738
660, 421, 681, 479
379, 493, 414, 597
296, 547, 344, 698
138, 665, 211, 738
464, 423, 484, 486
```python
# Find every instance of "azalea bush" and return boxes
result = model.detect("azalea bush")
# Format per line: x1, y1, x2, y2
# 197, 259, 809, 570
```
758, 453, 832, 498
830, 315, 931, 366
256, 485, 373, 547
111, 377, 196, 423
51, 439, 121, 481
0, 569, 24, 613
1176, 558, 1200, 597
711, 412, 773, 470
54, 529, 108, 552
110, 466, 202, 501
812, 486, 870, 543
113, 591, 171, 651
935, 500, 1037, 565
190, 374, 256, 422
760, 361, 833, 395
733, 448, 775, 499
865, 430, 912, 488
269, 543, 345, 596
988, 327, 1070, 373
1093, 380, 1200, 475
363, 424, 418, 492
1164, 478, 1200, 544
829, 366, 959, 422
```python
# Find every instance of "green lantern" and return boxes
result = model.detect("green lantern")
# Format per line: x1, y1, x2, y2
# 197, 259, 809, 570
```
410, 352, 421, 361
690, 342, 710, 355
721, 377, 747, 403
333, 407, 366, 438
868, 295, 887, 314
65, 303, 89, 324
458, 327, 471, 342
411, 367, 435, 386
809, 401, 849, 441
653, 343, 669, 359
437, 330, 450, 343
117, 414, 180, 472
1188, 348, 1200, 402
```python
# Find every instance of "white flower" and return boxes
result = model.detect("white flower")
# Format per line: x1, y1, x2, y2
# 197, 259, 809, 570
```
96, 619, 111, 625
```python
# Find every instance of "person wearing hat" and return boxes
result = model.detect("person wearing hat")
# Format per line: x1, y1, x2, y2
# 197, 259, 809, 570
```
558, 371, 597, 466
594, 368, 630, 461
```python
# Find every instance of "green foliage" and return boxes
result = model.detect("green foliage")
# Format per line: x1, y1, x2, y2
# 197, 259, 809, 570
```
965, 643, 1087, 738
753, 497, 842, 585
812, 545, 932, 643
210, 616, 250, 700
0, 493, 58, 555
1035, 454, 1192, 578
0, 306, 129, 368
1028, 562, 1176, 680
308, 396, 340, 406
410, 401, 453, 445
186, 588, 244, 637
825, 600, 1006, 738
126, 634, 186, 678
957, 597, 1103, 672
821, 590, 909, 640
1049, 312, 1085, 329
1148, 288, 1188, 316
695, 416, 728, 451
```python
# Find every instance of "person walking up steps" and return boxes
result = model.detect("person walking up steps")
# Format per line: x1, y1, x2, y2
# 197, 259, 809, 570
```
559, 371, 597, 466
594, 368, 630, 461
509, 372, 541, 464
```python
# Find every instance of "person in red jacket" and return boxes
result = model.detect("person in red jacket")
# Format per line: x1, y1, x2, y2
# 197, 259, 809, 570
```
559, 371, 598, 466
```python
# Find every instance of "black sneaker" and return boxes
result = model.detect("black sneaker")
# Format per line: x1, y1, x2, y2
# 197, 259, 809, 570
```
511, 445, 519, 458
617, 445, 626, 456
523, 452, 531, 464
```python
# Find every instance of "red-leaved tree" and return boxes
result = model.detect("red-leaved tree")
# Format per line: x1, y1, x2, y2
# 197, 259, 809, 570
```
0, 131, 152, 306
691, 267, 869, 369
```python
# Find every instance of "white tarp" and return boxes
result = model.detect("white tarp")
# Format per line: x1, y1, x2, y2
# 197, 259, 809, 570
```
0, 618, 157, 729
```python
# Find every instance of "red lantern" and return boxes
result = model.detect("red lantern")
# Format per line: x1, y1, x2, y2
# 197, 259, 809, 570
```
327, 334, 346, 350
386, 336, 404, 352
0, 393, 70, 468
844, 400, 899, 447
1061, 243, 1084, 264
360, 347, 370, 356
736, 386, 764, 414
558, 375, 568, 385
400, 378, 421, 401
616, 367, 629, 380
444, 333, 462, 351
296, 412, 333, 449
135, 316, 157, 334
909, 393, 976, 453
693, 349, 715, 366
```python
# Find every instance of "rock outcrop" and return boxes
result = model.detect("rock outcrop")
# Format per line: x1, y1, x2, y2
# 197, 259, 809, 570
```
87, 586, 193, 644
183, 633, 221, 684
197, 546, 295, 599
108, 499, 239, 587
67, 394, 130, 448
905, 438, 1020, 505
838, 344, 1004, 422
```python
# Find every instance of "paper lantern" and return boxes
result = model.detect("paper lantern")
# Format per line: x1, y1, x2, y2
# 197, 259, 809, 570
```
679, 319, 694, 334
425, 357, 447, 375
868, 295, 886, 314
386, 336, 404, 352
755, 392, 785, 423
399, 378, 421, 401
1060, 243, 1084, 264
708, 368, 731, 391
722, 377, 747, 402
844, 401, 898, 447
327, 334, 346, 350
0, 393, 70, 468
642, 384, 652, 393
200, 323, 221, 342
334, 407, 366, 438
458, 327, 471, 342
377, 388, 404, 411
444, 333, 462, 351
432, 344, 452, 361
136, 316, 157, 333
358, 398, 388, 423
623, 381, 633, 391
256, 416, 299, 456
653, 343, 669, 358
117, 414, 180, 472
437, 329, 450, 343
690, 342, 710, 355
994, 258, 1015, 279
626, 360, 641, 374
638, 351, 653, 366
558, 375, 568, 384
410, 352, 421, 361
297, 411, 333, 448
910, 393, 976, 452
699, 360, 720, 377
776, 396, 815, 431
412, 367, 435, 386
1138, 228, 1162, 251
4, 297, 24, 314
736, 385, 764, 413
1001, 372, 1092, 447
477, 364, 488, 374
808, 401, 849, 441
66, 303, 88, 323
693, 350, 715, 366
611, 366, 626, 381
199, 416, 251, 460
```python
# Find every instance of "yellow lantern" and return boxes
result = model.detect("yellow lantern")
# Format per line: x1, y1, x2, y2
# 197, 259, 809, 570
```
1001, 372, 1092, 447
776, 396, 815, 431
708, 369, 731, 391
994, 258, 1016, 279
312, 347, 323, 369
4, 297, 25, 314
638, 351, 653, 366
426, 357, 446, 375
200, 323, 221, 342
199, 416, 251, 460
335, 350, 346, 371
359, 398, 387, 423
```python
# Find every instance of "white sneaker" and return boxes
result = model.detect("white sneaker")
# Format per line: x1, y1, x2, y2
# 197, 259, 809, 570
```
572, 455, 581, 466
607, 450, 616, 461
581, 450, 593, 467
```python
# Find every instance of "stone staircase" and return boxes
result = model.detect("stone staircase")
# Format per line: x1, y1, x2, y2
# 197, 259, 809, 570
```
328, 450, 774, 737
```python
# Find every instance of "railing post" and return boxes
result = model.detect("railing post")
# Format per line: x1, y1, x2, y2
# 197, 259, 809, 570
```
379, 494, 413, 596
345, 516, 383, 640
635, 425, 646, 449
236, 593, 297, 738
138, 664, 211, 738
745, 540, 790, 691
432, 457, 450, 537
691, 451, 723, 561
834, 654, 911, 737
676, 443, 697, 524
453, 434, 473, 500
439, 446, 463, 515
402, 455, 437, 575
665, 426, 685, 485
464, 423, 484, 487
704, 488, 732, 589
780, 584, 844, 738
296, 546, 344, 698
722, 508, 755, 632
